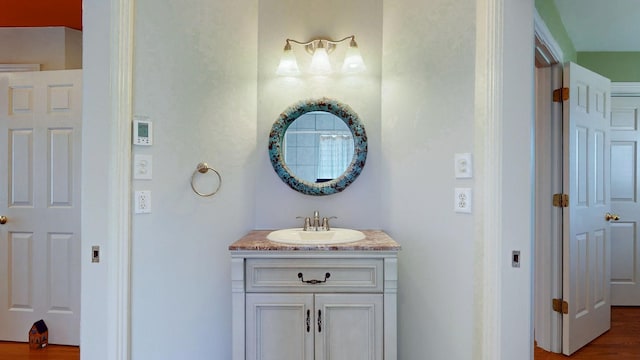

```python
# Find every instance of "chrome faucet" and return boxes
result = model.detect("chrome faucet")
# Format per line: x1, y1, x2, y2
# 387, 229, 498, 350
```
297, 211, 337, 231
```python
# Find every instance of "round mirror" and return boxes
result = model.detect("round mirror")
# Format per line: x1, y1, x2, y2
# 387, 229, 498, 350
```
269, 98, 367, 195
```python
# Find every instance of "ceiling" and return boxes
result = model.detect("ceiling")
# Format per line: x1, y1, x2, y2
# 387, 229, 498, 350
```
0, 0, 82, 30
553, 0, 640, 52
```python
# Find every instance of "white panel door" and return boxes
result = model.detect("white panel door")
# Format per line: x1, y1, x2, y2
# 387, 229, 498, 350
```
610, 96, 640, 305
315, 294, 383, 360
246, 293, 314, 360
562, 62, 611, 355
0, 70, 82, 345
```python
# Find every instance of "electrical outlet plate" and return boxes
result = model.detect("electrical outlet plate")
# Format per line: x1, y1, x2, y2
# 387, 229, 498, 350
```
134, 190, 151, 214
454, 188, 472, 213
455, 153, 473, 178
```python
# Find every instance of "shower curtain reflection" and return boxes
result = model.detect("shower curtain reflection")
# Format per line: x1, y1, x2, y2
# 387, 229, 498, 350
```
317, 134, 354, 181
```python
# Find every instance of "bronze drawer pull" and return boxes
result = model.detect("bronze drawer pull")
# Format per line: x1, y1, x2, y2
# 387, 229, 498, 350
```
298, 272, 330, 284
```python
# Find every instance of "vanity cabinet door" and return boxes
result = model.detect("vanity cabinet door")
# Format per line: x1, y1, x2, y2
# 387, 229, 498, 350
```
246, 293, 314, 360
314, 294, 383, 360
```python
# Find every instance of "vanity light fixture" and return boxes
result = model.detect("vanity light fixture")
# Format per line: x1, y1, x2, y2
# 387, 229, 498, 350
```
276, 35, 366, 76
276, 41, 300, 76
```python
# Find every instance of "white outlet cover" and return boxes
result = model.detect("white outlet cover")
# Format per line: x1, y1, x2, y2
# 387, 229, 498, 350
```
454, 153, 473, 178
134, 190, 152, 214
133, 154, 153, 180
454, 188, 472, 213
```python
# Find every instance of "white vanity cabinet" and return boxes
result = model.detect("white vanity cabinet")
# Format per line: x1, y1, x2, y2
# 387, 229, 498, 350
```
229, 231, 399, 360
246, 293, 382, 360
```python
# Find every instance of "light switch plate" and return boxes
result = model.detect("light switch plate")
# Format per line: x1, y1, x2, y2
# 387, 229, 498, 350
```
92, 246, 100, 263
133, 154, 152, 180
454, 188, 472, 213
512, 250, 521, 268
455, 153, 473, 178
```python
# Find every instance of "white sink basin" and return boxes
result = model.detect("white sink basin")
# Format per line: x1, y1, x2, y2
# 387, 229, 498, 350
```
267, 228, 366, 245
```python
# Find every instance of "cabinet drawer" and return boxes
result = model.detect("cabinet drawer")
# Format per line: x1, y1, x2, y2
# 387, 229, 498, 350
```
245, 258, 383, 293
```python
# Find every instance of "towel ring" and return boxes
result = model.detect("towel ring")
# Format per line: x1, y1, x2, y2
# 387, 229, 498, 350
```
191, 162, 222, 197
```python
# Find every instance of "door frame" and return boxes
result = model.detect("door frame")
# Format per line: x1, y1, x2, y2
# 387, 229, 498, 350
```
532, 16, 637, 353
475, 0, 536, 358
533, 9, 564, 353
106, 3, 134, 355
105, 1, 134, 357
81, 0, 134, 359
93, 0, 535, 359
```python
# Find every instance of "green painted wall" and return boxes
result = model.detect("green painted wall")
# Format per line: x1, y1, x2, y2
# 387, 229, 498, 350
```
577, 52, 640, 82
535, 0, 576, 62
535, 0, 640, 82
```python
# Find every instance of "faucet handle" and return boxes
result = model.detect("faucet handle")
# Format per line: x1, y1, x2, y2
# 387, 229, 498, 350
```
321, 216, 338, 231
296, 216, 312, 231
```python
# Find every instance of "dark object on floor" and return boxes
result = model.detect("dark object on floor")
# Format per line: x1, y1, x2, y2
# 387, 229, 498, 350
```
28, 319, 48, 349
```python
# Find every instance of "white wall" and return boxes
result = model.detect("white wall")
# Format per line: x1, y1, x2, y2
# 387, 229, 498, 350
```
0, 27, 82, 70
129, 0, 257, 358
381, 1, 534, 357
500, 0, 535, 357
80, 0, 535, 359
255, 0, 383, 230
381, 0, 477, 358
80, 1, 112, 358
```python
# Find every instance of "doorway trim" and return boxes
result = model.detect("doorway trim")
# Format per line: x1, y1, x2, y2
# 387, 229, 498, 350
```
533, 9, 564, 354
475, 0, 504, 357
533, 10, 564, 353
533, 10, 563, 66
533, 64, 563, 352
107, 0, 134, 358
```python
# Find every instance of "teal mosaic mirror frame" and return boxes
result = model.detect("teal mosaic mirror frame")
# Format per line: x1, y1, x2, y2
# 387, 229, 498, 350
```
268, 98, 367, 196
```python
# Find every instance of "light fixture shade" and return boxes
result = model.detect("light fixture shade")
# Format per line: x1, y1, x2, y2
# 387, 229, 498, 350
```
342, 39, 366, 73
309, 41, 332, 75
276, 45, 300, 76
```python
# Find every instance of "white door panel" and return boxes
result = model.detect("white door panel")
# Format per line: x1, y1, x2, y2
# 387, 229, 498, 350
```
610, 96, 640, 305
562, 62, 611, 355
0, 70, 81, 345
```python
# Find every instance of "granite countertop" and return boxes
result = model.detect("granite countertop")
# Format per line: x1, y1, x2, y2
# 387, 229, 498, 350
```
229, 230, 401, 251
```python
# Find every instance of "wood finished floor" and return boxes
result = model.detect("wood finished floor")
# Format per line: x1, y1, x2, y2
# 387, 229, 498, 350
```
0, 342, 78, 360
535, 307, 640, 359
1, 307, 638, 359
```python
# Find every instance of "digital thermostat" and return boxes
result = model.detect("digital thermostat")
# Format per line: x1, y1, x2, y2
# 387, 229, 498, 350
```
133, 118, 152, 146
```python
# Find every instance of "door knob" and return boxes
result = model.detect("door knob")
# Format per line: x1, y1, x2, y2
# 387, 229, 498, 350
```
605, 212, 620, 221
0, 216, 6, 225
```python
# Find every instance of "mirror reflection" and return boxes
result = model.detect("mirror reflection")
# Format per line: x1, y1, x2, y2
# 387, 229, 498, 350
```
284, 111, 354, 183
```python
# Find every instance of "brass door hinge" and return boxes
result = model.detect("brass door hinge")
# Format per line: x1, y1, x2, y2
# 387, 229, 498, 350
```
553, 193, 569, 207
553, 87, 569, 102
552, 298, 569, 314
